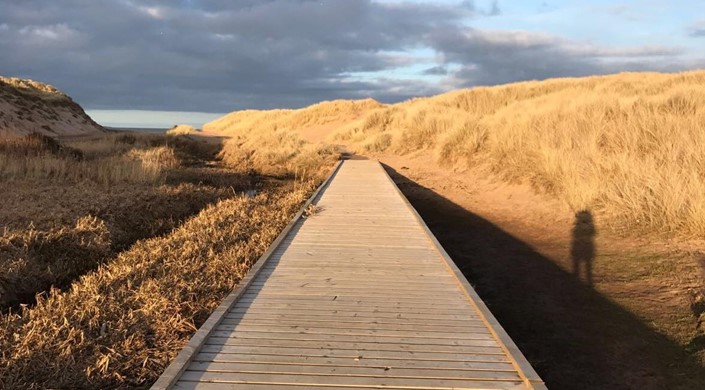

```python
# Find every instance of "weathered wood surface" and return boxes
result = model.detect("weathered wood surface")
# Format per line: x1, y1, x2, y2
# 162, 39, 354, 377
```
154, 160, 545, 389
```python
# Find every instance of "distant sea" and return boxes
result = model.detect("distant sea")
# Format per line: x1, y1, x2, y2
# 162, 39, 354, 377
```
106, 127, 168, 134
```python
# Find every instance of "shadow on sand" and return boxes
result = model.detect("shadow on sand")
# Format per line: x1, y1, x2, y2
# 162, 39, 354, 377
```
571, 210, 596, 287
383, 164, 705, 390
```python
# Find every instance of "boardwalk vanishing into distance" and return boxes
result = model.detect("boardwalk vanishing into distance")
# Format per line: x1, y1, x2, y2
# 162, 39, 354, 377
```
153, 160, 546, 390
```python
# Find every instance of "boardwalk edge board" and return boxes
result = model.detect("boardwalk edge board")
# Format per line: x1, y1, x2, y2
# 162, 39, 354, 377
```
151, 161, 344, 390
379, 161, 547, 390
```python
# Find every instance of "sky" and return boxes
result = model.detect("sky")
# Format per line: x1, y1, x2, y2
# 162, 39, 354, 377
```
1, 0, 704, 128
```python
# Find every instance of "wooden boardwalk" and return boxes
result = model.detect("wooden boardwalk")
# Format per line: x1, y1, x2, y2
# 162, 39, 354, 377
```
153, 160, 545, 390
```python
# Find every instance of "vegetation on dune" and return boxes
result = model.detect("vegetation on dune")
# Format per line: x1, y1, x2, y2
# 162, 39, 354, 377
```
217, 128, 338, 178
0, 133, 245, 309
207, 70, 705, 235
166, 124, 199, 135
0, 133, 180, 185
0, 183, 318, 388
345, 71, 705, 234
203, 98, 381, 136
204, 99, 377, 178
0, 76, 105, 138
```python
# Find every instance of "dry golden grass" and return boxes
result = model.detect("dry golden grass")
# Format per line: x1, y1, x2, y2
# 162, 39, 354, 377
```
207, 70, 705, 235
0, 216, 111, 308
0, 180, 243, 309
217, 129, 338, 179
0, 182, 318, 388
166, 124, 199, 136
0, 133, 181, 185
0, 127, 332, 388
349, 71, 705, 235
204, 99, 379, 179
0, 133, 250, 309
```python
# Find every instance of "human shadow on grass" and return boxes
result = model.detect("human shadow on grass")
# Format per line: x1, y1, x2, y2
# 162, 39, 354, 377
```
383, 164, 705, 390
571, 210, 596, 287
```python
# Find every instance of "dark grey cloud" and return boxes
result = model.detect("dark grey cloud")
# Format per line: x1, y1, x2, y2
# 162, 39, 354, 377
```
0, 0, 463, 111
423, 66, 448, 76
0, 0, 697, 113
428, 28, 695, 87
461, 0, 500, 16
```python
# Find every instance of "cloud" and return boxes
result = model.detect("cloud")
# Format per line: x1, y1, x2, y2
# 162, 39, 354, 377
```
0, 0, 697, 113
461, 0, 500, 16
428, 28, 694, 87
0, 0, 466, 111
688, 20, 705, 37
423, 65, 448, 75
489, 1, 501, 16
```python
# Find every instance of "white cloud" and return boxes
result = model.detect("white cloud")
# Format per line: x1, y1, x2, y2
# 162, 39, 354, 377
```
139, 6, 166, 20
18, 24, 76, 41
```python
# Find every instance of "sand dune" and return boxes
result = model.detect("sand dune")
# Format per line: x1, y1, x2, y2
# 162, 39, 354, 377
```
206, 70, 705, 235
0, 76, 105, 138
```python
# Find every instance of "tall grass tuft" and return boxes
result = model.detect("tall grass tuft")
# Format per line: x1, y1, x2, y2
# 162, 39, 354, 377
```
217, 126, 338, 179
0, 133, 180, 185
0, 216, 111, 307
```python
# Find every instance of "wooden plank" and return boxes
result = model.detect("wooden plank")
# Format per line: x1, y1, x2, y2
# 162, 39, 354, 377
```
174, 381, 528, 390
217, 319, 490, 332
197, 345, 509, 361
174, 383, 369, 390
192, 353, 515, 370
212, 325, 492, 339
187, 362, 521, 380
235, 296, 469, 306
236, 292, 471, 302
231, 305, 475, 315
247, 283, 461, 291
228, 306, 477, 318
204, 338, 502, 352
237, 292, 466, 300
178, 372, 524, 389
232, 302, 471, 311
207, 331, 497, 345
249, 280, 460, 288
232, 297, 471, 308
224, 312, 486, 326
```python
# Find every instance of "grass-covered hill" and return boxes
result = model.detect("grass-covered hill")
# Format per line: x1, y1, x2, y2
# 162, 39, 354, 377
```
0, 76, 105, 138
206, 70, 705, 235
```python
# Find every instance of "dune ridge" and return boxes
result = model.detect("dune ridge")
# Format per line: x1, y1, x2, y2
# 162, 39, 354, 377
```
0, 76, 105, 138
206, 70, 705, 235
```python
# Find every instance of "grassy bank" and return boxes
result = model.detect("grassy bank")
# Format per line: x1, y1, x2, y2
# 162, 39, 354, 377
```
0, 183, 318, 388
203, 100, 356, 178
0, 133, 246, 309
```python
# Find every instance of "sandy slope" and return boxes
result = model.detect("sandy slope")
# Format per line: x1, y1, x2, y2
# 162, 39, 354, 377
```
0, 76, 105, 138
